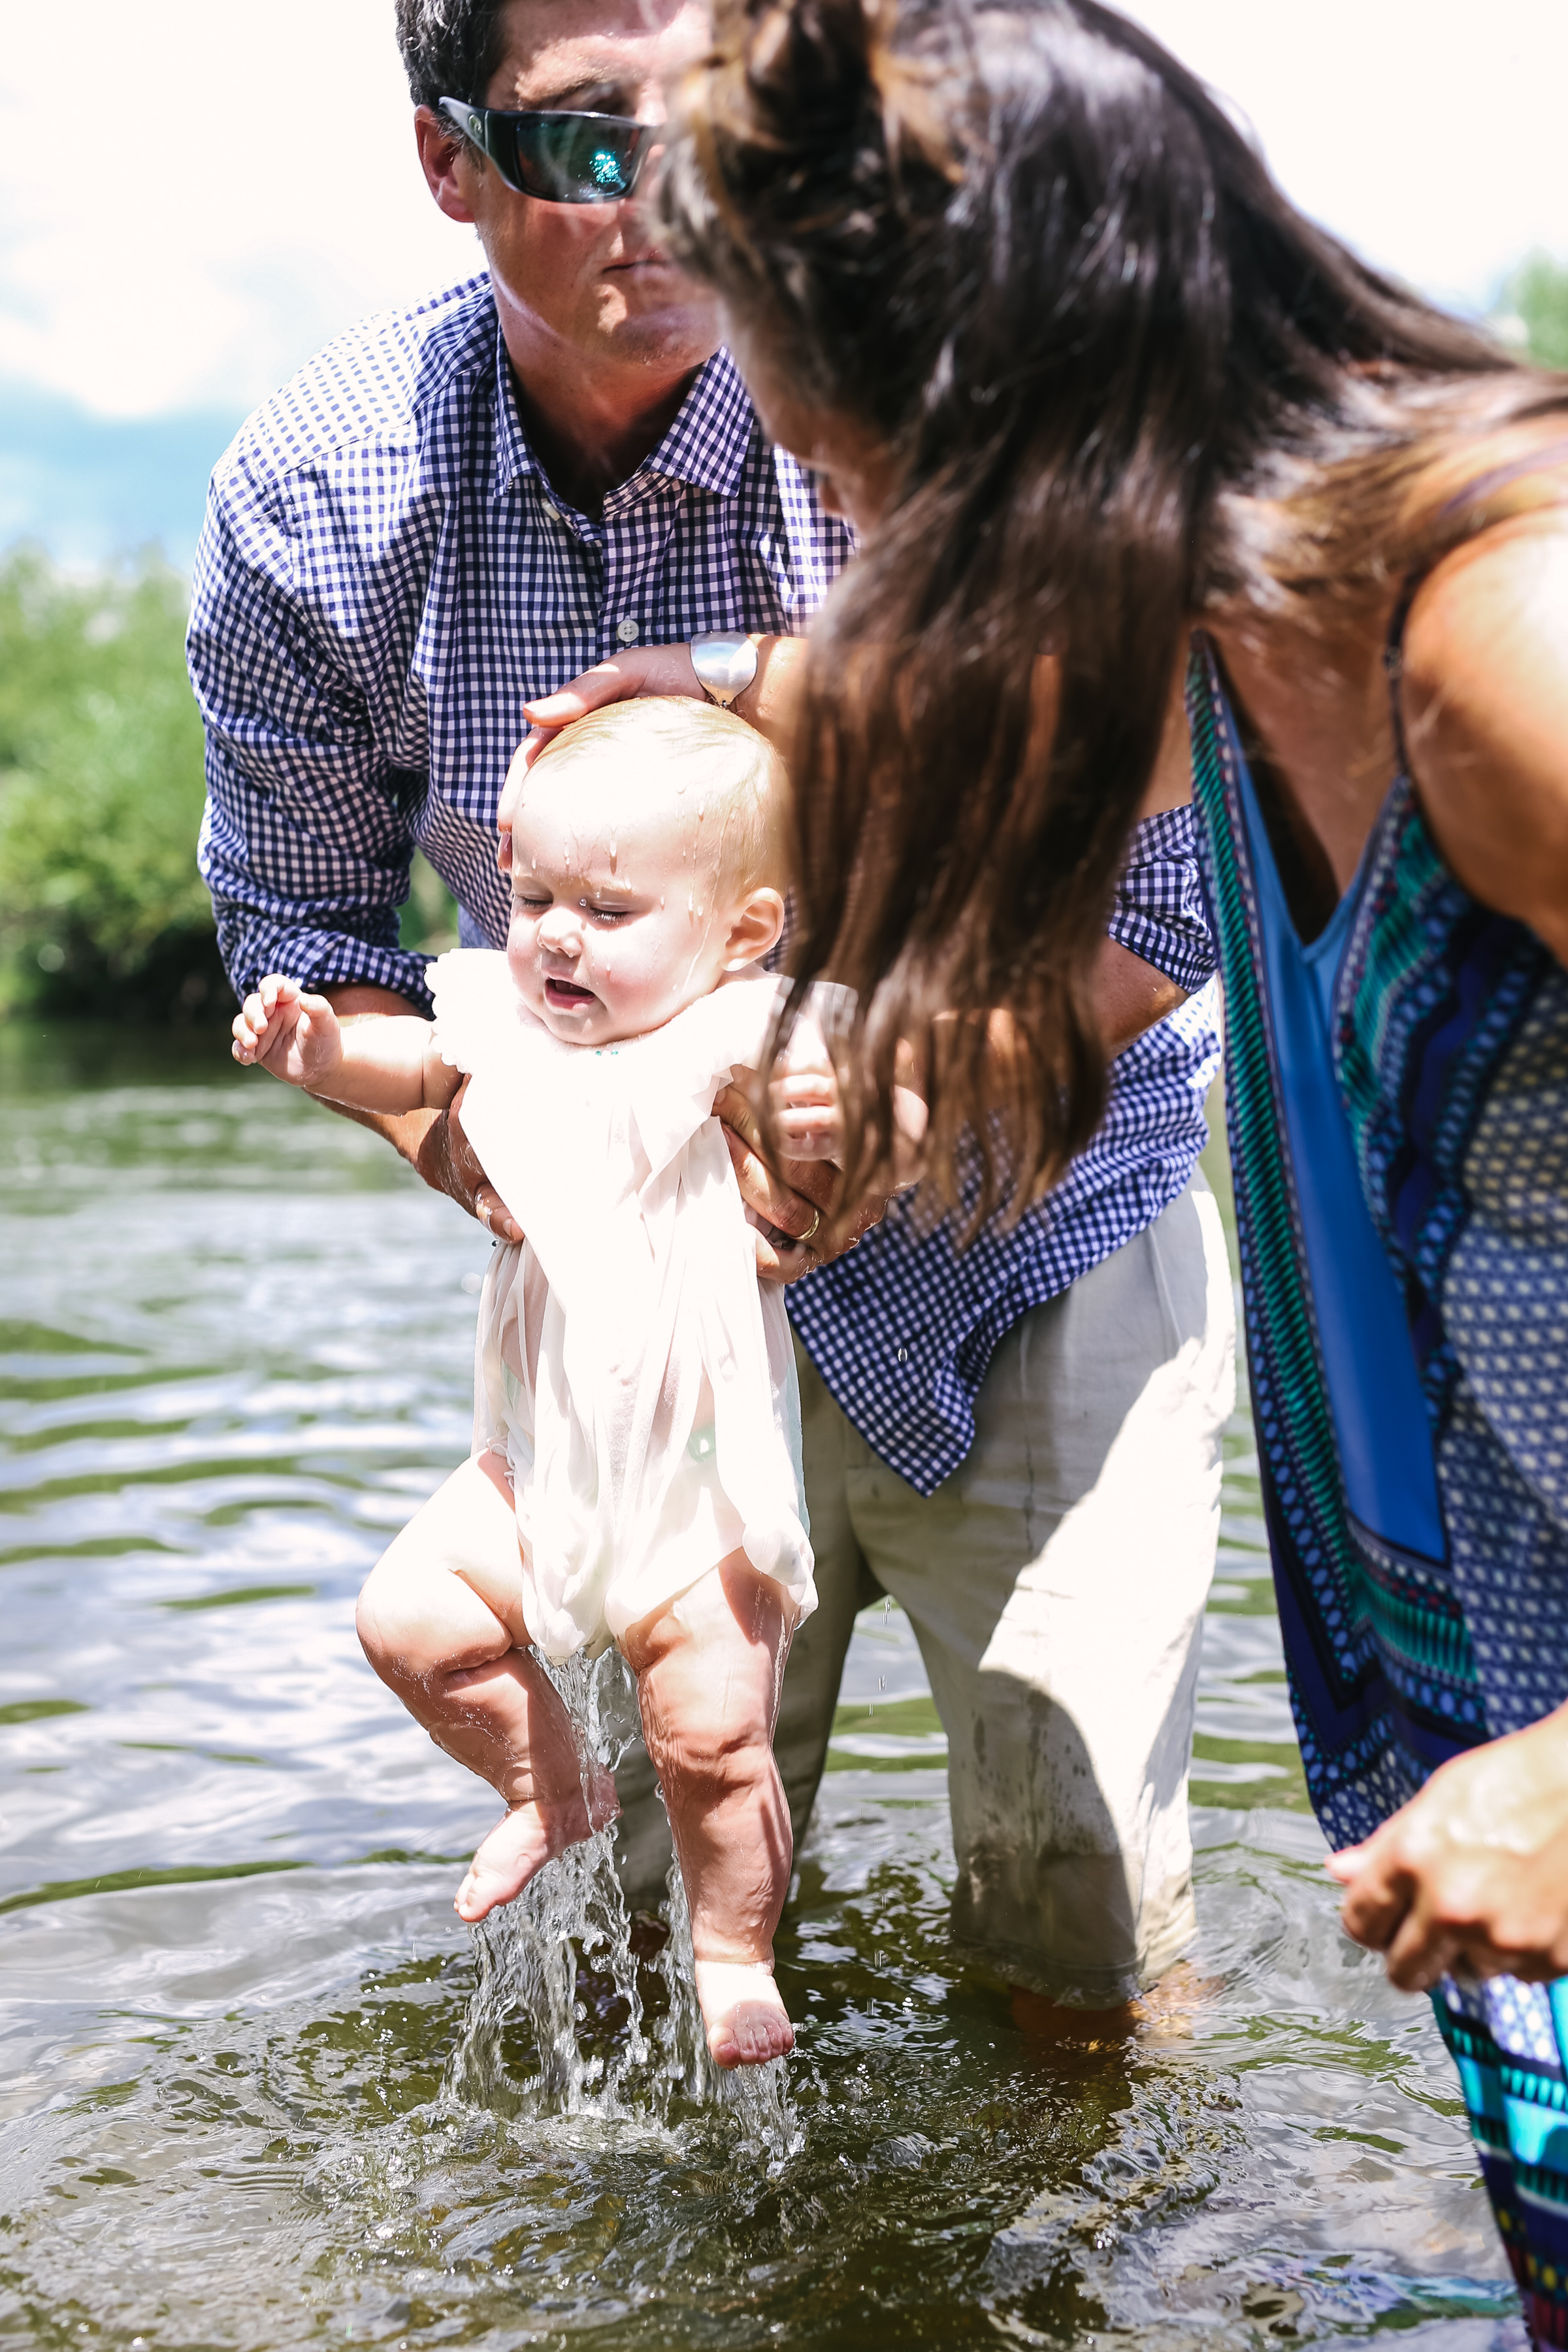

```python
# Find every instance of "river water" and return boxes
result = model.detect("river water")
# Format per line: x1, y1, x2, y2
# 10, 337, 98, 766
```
0, 1024, 1519, 2351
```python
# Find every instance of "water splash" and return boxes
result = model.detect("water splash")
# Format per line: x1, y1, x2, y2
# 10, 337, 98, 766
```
441, 1648, 799, 2162
442, 1651, 645, 2121
656, 1844, 802, 2169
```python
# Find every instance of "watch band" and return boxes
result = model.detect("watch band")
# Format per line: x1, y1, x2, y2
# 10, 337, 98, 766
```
689, 630, 760, 709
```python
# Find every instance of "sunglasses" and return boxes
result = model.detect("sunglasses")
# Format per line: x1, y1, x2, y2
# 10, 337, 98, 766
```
440, 99, 658, 204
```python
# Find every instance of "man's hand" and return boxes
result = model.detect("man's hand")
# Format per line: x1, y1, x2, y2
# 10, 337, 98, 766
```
233, 973, 344, 1087
517, 645, 707, 770
510, 636, 806, 779
1327, 1702, 1568, 1990
317, 985, 521, 1243
411, 1074, 523, 1243
716, 1083, 888, 1282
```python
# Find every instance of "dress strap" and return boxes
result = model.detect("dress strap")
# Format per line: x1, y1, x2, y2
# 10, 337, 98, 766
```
1384, 435, 1568, 776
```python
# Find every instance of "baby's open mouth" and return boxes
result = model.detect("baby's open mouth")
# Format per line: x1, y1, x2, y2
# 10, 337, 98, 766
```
544, 977, 598, 1011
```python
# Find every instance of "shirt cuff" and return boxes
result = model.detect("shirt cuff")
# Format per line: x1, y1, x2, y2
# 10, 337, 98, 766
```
1106, 804, 1216, 996
214, 907, 436, 1013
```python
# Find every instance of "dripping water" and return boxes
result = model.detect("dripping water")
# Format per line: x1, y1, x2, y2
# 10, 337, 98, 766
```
441, 1646, 797, 2160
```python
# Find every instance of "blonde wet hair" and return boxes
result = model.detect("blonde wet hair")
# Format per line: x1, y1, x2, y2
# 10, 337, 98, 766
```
529, 695, 792, 898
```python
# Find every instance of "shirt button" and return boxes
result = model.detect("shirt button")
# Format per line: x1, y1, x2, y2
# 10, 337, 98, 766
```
615, 618, 640, 645
896, 1346, 909, 1364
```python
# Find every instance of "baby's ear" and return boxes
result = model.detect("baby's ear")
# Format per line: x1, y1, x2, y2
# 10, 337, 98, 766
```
723, 886, 785, 970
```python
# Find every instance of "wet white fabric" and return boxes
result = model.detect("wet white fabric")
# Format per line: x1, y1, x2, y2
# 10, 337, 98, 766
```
429, 950, 815, 1661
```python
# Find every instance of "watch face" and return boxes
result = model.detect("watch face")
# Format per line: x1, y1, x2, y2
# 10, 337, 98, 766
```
693, 634, 758, 702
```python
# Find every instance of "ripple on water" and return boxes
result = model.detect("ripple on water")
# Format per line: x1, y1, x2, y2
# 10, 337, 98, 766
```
0, 1029, 1518, 2349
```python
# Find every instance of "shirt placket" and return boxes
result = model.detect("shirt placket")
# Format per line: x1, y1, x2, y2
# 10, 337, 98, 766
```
597, 480, 679, 661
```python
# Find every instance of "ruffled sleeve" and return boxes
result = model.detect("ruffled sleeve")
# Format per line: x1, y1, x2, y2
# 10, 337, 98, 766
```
624, 974, 785, 1177
427, 948, 521, 1077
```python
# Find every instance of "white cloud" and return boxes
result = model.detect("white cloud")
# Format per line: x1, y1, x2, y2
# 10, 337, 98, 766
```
1115, 0, 1568, 313
0, 0, 472, 417
0, 0, 1563, 421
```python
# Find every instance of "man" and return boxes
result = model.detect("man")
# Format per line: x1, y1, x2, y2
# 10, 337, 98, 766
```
190, 0, 1233, 2013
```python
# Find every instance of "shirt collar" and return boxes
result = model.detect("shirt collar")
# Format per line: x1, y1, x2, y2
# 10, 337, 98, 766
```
490, 329, 758, 508
631, 347, 757, 500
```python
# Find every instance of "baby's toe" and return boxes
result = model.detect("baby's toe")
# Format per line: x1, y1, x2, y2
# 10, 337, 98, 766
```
714, 2003, 795, 2068
694, 1961, 794, 2068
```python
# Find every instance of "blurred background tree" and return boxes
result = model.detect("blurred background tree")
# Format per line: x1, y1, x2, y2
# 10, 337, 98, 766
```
0, 551, 222, 1021
1495, 252, 1568, 368
0, 546, 453, 1023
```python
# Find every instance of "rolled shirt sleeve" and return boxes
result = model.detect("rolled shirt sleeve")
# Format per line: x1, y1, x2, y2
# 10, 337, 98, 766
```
1105, 802, 1216, 998
188, 450, 438, 1013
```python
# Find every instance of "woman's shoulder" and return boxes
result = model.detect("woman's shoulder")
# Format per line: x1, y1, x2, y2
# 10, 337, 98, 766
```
1399, 506, 1568, 963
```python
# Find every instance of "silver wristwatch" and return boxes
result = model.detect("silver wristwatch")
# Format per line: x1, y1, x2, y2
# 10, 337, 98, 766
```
689, 630, 760, 709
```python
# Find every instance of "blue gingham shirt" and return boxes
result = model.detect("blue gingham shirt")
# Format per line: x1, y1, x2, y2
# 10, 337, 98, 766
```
189, 272, 1219, 1494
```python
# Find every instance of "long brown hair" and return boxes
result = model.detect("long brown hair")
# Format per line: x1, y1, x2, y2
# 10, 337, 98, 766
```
662, 0, 1567, 1222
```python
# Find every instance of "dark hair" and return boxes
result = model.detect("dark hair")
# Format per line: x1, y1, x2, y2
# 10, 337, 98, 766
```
395, 0, 510, 113
662, 0, 1563, 1223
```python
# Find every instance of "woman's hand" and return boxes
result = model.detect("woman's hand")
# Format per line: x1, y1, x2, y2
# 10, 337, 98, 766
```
1327, 1701, 1568, 1989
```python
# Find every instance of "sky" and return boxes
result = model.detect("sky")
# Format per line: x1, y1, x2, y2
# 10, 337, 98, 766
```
1, 0, 1564, 557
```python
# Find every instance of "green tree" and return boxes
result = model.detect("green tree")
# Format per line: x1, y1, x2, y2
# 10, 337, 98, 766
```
0, 546, 457, 1021
0, 549, 221, 1018
1498, 253, 1568, 370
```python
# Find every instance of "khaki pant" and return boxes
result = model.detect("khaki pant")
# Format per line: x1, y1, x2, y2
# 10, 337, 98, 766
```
612, 1176, 1235, 2004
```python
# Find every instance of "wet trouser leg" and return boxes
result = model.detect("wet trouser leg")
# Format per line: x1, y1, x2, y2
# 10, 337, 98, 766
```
776, 1176, 1235, 2003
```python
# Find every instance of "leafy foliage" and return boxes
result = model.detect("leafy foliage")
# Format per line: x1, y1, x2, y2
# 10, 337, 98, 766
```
0, 549, 223, 1019
1498, 253, 1568, 370
0, 546, 457, 1022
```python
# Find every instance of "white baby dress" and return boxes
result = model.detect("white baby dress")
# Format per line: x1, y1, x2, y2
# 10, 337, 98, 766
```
429, 951, 817, 1662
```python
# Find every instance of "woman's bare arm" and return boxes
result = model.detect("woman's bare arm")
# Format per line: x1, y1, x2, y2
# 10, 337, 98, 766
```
1402, 512, 1568, 965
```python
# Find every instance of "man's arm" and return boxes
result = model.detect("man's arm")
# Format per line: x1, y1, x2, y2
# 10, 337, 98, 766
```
188, 441, 520, 1237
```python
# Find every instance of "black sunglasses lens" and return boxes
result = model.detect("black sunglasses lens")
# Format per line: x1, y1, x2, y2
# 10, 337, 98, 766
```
514, 115, 644, 201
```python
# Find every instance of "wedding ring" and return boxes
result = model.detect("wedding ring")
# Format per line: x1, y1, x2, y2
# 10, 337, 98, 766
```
800, 1207, 823, 1248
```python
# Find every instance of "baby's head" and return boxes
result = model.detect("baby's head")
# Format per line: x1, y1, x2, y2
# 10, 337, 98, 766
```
501, 697, 791, 1045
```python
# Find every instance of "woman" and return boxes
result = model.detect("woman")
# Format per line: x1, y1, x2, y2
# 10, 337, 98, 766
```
628, 0, 1568, 2328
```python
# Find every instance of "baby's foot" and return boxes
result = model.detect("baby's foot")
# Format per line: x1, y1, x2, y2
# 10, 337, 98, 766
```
693, 1959, 795, 2068
455, 1774, 615, 1922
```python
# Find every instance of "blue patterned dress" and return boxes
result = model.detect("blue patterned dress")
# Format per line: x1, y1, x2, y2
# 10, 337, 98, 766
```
1188, 608, 1568, 2342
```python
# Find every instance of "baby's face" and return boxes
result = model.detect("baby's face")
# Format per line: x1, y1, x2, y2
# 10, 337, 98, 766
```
506, 762, 768, 1045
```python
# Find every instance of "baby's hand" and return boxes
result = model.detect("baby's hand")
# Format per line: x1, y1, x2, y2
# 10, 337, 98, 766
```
231, 974, 344, 1088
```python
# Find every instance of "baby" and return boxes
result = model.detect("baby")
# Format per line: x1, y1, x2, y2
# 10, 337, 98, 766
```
232, 698, 826, 2069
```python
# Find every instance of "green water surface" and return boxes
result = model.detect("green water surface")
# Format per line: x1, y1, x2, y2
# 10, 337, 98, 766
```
0, 1024, 1514, 2351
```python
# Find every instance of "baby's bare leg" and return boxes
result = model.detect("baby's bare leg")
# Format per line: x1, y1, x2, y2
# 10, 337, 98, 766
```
623, 1556, 796, 2068
356, 1453, 616, 1921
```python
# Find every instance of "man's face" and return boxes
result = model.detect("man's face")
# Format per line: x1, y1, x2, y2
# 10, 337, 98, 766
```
436, 0, 719, 385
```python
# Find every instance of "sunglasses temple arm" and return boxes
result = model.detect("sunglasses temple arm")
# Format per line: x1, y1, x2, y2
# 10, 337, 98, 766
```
438, 97, 502, 172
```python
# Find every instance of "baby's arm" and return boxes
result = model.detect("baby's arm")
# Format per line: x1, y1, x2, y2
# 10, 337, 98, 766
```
231, 975, 461, 1115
